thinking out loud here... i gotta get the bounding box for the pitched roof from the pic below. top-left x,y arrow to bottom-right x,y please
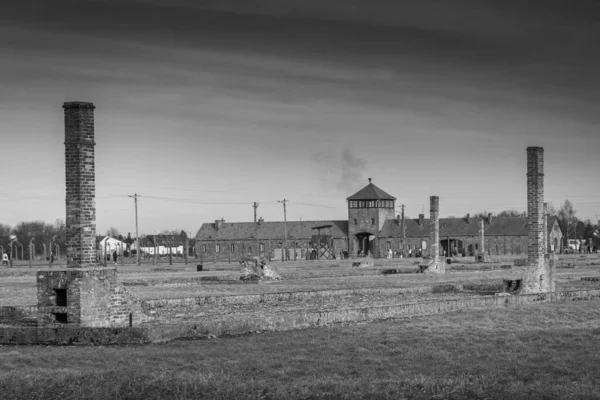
379,216 -> 558,238
346,180 -> 396,201
196,220 -> 349,241
142,234 -> 188,247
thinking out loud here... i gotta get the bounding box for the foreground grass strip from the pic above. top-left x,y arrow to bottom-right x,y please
1,301 -> 600,399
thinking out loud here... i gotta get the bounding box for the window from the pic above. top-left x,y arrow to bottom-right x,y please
215,244 -> 220,253
202,244 -> 206,253
259,243 -> 264,252
54,289 -> 67,307
248,246 -> 252,253
354,218 -> 358,224
230,243 -> 235,252
371,218 -> 375,225
386,242 -> 391,250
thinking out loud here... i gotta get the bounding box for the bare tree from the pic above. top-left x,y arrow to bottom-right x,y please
558,199 -> 578,239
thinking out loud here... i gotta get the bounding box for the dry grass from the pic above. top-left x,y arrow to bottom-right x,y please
2,300 -> 600,399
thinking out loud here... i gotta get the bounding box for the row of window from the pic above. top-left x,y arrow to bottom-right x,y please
353,218 -> 375,225
204,241 -> 338,253
348,200 -> 394,208
207,243 -> 266,253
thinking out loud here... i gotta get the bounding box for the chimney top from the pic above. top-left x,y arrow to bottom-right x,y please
418,213 -> 425,225
368,178 -> 372,183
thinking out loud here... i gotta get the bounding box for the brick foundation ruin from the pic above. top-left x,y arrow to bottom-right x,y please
504,147 -> 555,294
36,102 -> 142,327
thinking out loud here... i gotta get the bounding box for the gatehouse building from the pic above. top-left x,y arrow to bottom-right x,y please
195,179 -> 563,261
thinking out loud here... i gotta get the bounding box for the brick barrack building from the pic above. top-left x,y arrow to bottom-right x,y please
195,179 -> 563,261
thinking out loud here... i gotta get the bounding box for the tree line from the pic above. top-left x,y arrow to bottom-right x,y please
467,199 -> 599,243
0,221 -> 188,259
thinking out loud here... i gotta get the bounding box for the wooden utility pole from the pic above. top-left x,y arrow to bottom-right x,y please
278,198 -> 288,261
128,193 -> 141,266
253,202 -> 259,223
401,204 -> 406,257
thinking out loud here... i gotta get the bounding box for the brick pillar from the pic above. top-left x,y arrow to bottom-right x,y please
527,147 -> 544,265
543,202 -> 548,253
420,195 -> 444,273
64,102 -> 97,268
479,219 -> 485,255
520,146 -> 555,294
430,196 -> 439,262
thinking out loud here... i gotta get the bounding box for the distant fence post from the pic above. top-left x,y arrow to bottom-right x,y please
153,234 -> 157,266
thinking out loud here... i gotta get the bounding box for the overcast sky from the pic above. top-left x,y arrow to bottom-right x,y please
1,0 -> 599,235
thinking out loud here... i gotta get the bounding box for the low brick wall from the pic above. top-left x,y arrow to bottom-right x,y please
2,289 -> 600,345
0,327 -> 149,345
140,285 -> 464,318
143,289 -> 600,342
0,306 -> 37,326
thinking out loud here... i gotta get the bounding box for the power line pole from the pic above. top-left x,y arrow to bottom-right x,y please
128,193 -> 141,266
278,198 -> 288,261
401,204 -> 406,257
253,202 -> 259,223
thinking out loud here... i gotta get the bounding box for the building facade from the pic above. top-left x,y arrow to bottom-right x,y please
195,180 -> 563,261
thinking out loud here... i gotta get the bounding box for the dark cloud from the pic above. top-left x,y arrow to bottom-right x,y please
312,148 -> 368,193
2,0 -> 599,122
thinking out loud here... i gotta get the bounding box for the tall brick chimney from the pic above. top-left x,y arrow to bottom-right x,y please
430,196 -> 439,264
527,147 -> 545,266
37,102 -> 143,328
419,196 -> 444,273
64,102 -> 97,268
503,146 -> 555,294
543,202 -> 548,253
521,146 -> 555,293
479,219 -> 485,255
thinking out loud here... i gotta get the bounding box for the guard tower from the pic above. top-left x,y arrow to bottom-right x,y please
310,225 -> 335,260
347,178 -> 395,258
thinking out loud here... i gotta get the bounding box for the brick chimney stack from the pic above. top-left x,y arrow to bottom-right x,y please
543,202 -> 548,253
430,196 -> 439,265
527,147 -> 545,266
63,102 -> 97,268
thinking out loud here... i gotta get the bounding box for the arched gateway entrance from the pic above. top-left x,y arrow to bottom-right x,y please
355,233 -> 375,256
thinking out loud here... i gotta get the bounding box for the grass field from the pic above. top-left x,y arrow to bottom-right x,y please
1,300 -> 600,399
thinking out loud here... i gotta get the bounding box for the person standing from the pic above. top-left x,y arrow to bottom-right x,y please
112,249 -> 118,264
2,252 -> 8,266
